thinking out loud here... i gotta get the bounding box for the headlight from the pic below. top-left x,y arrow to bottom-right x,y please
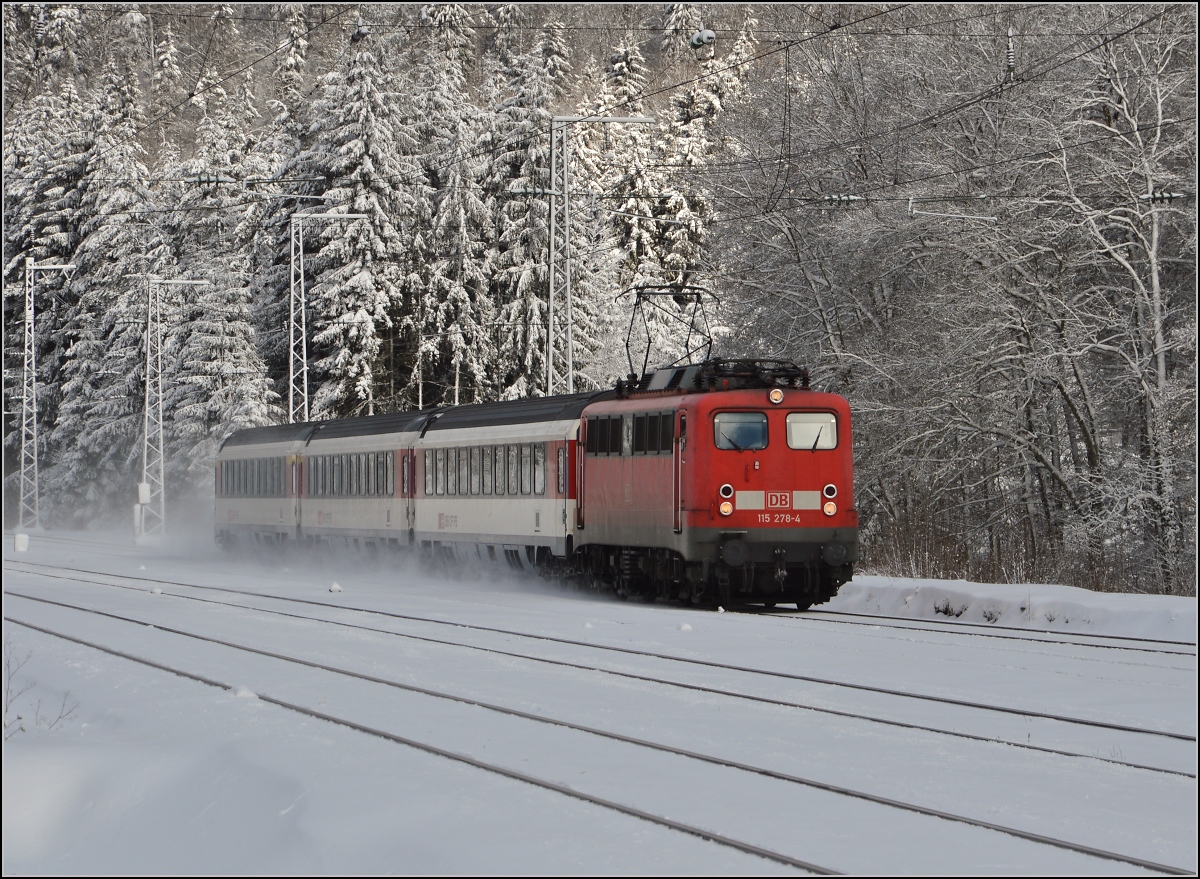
823,501 -> 837,516
719,483 -> 734,499
823,484 -> 837,499
719,501 -> 734,516
768,388 -> 784,404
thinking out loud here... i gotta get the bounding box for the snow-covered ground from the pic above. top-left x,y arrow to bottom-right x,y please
3,529 -> 1196,874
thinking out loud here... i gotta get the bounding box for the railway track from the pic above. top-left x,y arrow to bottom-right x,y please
6,560 -> 1195,780
5,596 -> 1194,876
772,606 -> 1197,656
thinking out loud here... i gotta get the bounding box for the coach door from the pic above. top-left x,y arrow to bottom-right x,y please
575,419 -> 586,528
673,413 -> 686,533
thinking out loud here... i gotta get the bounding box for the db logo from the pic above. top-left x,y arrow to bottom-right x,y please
767,492 -> 791,509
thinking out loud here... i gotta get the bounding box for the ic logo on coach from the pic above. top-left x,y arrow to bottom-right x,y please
767,492 -> 791,509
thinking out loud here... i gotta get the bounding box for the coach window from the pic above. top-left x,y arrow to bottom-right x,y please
434,448 -> 445,495
458,447 -> 469,496
492,447 -> 504,495
786,412 -> 838,450
714,412 -> 768,451
468,446 -> 480,494
634,414 -> 647,454
320,456 -> 328,497
534,443 -> 546,495
520,444 -> 532,494
447,448 -> 457,495
396,453 -> 404,496
423,450 -> 433,496
503,445 -> 515,495
556,446 -> 566,494
593,417 -> 606,455
481,446 -> 493,494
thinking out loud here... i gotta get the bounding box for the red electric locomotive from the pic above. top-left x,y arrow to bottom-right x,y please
575,359 -> 857,609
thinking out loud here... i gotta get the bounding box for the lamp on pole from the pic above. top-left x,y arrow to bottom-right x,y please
17,258 -> 74,531
548,115 -> 654,395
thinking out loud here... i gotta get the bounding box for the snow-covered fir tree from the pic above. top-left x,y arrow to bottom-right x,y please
45,59 -> 161,525
486,22 -> 572,399
303,31 -> 412,418
407,4 -> 495,407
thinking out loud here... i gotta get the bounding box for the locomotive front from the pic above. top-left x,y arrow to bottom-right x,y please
578,359 -> 857,609
683,368 -> 857,609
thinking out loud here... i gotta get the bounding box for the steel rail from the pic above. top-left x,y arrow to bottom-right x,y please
5,604 -> 1194,875
7,561 -> 1193,744
6,581 -> 1194,780
4,614 -> 838,876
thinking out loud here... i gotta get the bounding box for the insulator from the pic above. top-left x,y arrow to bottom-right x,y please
689,28 -> 715,49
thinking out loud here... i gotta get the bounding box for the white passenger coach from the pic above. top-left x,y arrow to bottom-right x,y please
215,393 -> 608,571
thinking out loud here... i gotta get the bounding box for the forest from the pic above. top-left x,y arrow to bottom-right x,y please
3,4 -> 1195,594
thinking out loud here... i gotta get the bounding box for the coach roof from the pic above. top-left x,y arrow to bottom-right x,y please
423,390 -> 614,433
219,392 -> 618,450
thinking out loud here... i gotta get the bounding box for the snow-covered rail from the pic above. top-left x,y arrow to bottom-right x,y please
5,597 -> 1194,876
781,607 -> 1197,655
6,562 -> 1196,783
2,613 -> 835,875
6,561 -> 1193,743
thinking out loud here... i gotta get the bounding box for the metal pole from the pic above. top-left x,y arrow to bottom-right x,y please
20,260 -> 39,530
287,213 -> 366,422
562,127 -> 574,394
139,278 -> 207,543
299,220 -> 308,422
547,122 -> 560,396
547,116 -> 653,397
19,259 -> 74,531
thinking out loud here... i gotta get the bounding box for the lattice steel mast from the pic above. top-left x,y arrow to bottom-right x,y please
18,258 -> 73,530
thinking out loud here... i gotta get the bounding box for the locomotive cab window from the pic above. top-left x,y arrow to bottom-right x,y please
786,412 -> 838,450
714,412 -> 768,451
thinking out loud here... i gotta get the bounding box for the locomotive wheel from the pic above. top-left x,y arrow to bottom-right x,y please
794,601 -> 812,612
763,601 -> 776,608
